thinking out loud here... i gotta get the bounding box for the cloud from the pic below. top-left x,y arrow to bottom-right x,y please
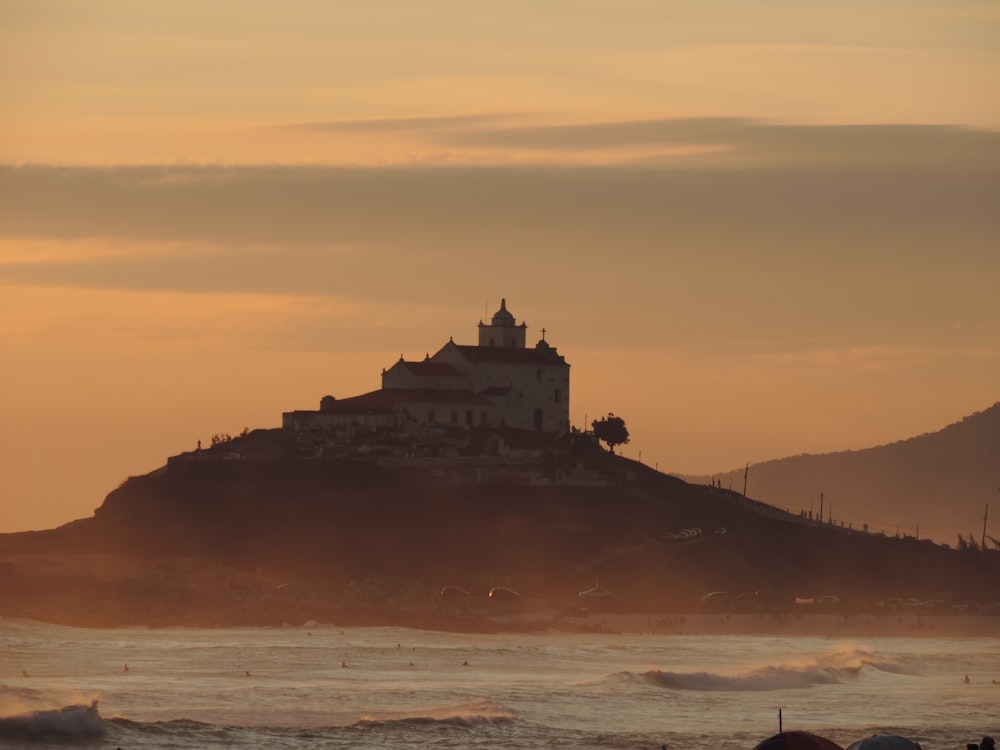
274,112 -> 531,133
1,146 -> 997,353
431,117 -> 1000,167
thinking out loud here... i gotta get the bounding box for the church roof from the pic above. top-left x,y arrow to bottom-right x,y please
490,298 -> 516,326
322,388 -> 492,413
399,361 -> 466,377
449,343 -> 568,366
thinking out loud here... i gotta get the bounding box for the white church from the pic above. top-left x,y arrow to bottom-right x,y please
283,299 -> 570,437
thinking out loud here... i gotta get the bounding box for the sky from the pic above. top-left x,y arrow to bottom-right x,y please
1,0 -> 998,533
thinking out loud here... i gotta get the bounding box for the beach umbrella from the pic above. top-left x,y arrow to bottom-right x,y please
754,731 -> 845,750
846,736 -> 922,750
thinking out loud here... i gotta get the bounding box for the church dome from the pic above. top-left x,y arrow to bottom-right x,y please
491,298 -> 516,326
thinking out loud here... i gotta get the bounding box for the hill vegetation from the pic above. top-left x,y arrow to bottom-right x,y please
1,426 -> 997,630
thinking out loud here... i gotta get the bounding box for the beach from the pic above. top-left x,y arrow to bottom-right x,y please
511,611 -> 1000,640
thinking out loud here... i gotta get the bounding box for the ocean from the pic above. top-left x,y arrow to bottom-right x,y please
1,618 -> 996,749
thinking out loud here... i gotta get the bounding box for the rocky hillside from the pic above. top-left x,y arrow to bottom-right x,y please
1,434 -> 997,628
688,403 -> 1000,545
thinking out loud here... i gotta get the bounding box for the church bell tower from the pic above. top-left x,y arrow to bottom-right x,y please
477,298 -> 527,348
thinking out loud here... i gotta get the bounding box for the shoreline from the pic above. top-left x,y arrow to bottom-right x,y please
513,611 -> 1000,639
2,609 -> 997,639
2,550 -> 997,636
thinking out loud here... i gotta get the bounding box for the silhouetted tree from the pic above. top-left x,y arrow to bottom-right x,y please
592,413 -> 629,454
956,533 -> 980,553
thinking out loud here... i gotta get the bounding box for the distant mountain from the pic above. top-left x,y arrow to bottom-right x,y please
686,403 -> 1000,545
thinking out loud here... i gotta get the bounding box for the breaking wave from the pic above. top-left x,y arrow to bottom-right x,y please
353,698 -> 520,727
644,665 -> 843,691
642,645 -> 912,691
0,700 -> 106,738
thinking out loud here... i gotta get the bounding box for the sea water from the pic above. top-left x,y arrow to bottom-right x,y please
0,618 -> 997,749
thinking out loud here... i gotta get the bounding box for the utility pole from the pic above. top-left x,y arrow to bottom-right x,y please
819,493 -> 824,525
742,463 -> 749,499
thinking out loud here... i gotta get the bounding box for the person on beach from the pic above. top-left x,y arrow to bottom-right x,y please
981,737 -> 994,750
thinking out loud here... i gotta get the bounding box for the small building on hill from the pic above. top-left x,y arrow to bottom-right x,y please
283,299 -> 570,437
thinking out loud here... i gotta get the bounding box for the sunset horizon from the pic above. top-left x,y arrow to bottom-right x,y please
2,1 -> 998,533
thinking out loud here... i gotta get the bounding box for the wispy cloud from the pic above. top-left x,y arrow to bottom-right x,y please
274,112 -> 532,133
1,154 -> 997,353
432,117 -> 1000,167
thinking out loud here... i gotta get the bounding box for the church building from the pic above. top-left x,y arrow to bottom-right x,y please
283,299 -> 570,435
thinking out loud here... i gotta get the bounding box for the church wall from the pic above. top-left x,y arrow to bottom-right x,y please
428,355 -> 568,433
396,399 -> 496,430
488,362 -> 569,433
381,362 -> 409,389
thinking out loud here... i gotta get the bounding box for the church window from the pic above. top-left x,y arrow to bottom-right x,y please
554,388 -> 562,404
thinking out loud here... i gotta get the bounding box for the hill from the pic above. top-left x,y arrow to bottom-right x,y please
1,430 -> 997,630
686,403 -> 1000,545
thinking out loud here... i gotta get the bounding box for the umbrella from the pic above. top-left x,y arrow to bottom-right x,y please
847,736 -> 922,750
754,731 -> 845,750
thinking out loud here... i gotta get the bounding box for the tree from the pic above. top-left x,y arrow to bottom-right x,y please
956,533 -> 980,553
592,413 -> 629,454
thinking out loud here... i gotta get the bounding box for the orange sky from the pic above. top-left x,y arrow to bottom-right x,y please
1,1 -> 998,532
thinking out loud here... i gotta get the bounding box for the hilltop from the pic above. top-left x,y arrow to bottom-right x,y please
688,402 -> 1000,545
1,427 -> 997,630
